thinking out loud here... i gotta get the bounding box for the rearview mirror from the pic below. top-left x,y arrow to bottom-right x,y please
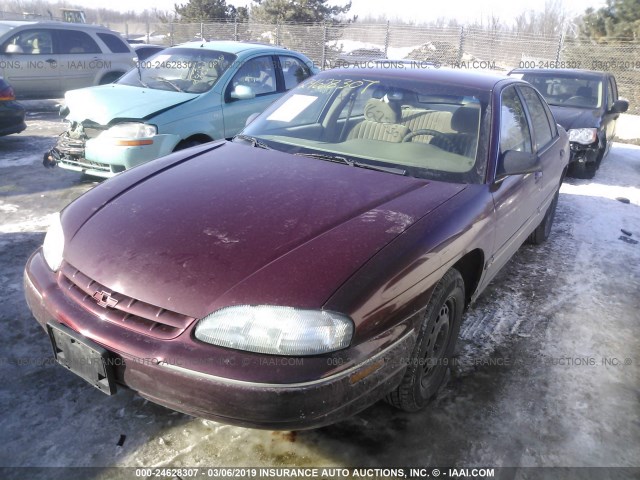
231,85 -> 255,100
611,98 -> 629,114
495,150 -> 540,181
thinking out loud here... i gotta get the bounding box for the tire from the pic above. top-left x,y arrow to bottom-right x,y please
570,161 -> 597,179
595,144 -> 606,170
173,139 -> 202,151
99,72 -> 124,85
386,268 -> 464,412
527,189 -> 559,245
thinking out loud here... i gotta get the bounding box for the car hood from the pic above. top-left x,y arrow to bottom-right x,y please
62,142 -> 465,319
64,84 -> 198,125
549,105 -> 603,130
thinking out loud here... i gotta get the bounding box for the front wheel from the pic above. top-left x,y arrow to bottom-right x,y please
99,72 -> 124,85
386,268 -> 464,412
595,144 -> 607,170
173,139 -> 203,151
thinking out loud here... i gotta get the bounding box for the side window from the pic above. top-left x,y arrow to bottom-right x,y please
607,78 -> 616,109
96,33 -> 130,53
278,55 -> 312,90
537,92 -> 558,137
2,29 -> 53,55
57,30 -> 101,54
519,86 -> 554,151
228,56 -> 277,100
500,87 -> 532,154
610,77 -> 618,99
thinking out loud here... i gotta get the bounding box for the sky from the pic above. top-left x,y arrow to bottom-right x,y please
43,0 -> 606,24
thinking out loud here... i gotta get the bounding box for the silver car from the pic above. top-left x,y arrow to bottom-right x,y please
0,21 -> 136,99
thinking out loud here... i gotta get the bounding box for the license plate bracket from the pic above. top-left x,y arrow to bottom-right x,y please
47,322 -> 116,395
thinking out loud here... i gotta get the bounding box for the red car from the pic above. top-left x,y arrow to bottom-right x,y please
24,68 -> 569,429
0,77 -> 26,136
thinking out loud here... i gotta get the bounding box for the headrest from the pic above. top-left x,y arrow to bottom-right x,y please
364,98 -> 399,124
452,106 -> 480,134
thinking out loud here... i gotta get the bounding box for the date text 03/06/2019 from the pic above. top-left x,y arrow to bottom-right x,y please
133,467 -> 496,478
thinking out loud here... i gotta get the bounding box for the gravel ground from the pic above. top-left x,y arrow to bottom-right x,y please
0,111 -> 639,479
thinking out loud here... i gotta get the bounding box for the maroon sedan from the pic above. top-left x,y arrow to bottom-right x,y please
24,68 -> 569,429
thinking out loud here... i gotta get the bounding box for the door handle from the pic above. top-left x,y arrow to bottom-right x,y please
45,58 -> 56,64
534,171 -> 543,182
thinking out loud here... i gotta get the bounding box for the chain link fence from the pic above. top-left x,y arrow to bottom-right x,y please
120,20 -> 640,114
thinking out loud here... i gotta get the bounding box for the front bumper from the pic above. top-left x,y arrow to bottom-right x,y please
53,132 -> 180,177
569,141 -> 600,165
24,250 -> 415,430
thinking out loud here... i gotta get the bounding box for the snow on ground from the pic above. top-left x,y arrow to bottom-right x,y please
331,38 -> 419,59
0,112 -> 639,475
0,210 -> 56,233
614,114 -> 640,143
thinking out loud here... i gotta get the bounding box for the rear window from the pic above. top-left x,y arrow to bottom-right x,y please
96,32 -> 130,53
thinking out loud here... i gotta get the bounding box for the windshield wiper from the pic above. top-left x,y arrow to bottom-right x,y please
295,152 -> 406,175
234,134 -> 272,150
353,161 -> 406,176
138,77 -> 149,88
294,152 -> 354,166
152,76 -> 183,92
136,63 -> 149,88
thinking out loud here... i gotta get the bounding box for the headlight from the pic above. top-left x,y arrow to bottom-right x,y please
568,128 -> 597,145
194,305 -> 354,356
42,212 -> 64,271
99,122 -> 157,146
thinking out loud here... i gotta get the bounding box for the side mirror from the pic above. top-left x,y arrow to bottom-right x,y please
611,98 -> 629,114
495,150 -> 540,181
245,112 -> 260,126
230,85 -> 255,100
5,44 -> 24,54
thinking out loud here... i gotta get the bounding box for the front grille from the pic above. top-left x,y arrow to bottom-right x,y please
58,262 -> 195,340
58,156 -> 111,172
56,134 -> 85,156
56,122 -> 107,156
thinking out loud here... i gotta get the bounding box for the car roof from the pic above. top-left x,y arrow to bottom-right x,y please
0,20 -> 118,32
175,40 -> 291,55
0,21 -> 31,27
509,68 -> 607,78
327,66 -> 510,89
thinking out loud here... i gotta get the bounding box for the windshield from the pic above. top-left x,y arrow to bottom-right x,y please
118,47 -> 236,94
518,73 -> 603,109
241,72 -> 489,183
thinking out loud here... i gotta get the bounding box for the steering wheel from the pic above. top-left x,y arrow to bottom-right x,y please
564,96 -> 593,107
403,129 -> 458,153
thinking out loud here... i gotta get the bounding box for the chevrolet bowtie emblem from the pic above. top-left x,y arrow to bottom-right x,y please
92,290 -> 118,308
